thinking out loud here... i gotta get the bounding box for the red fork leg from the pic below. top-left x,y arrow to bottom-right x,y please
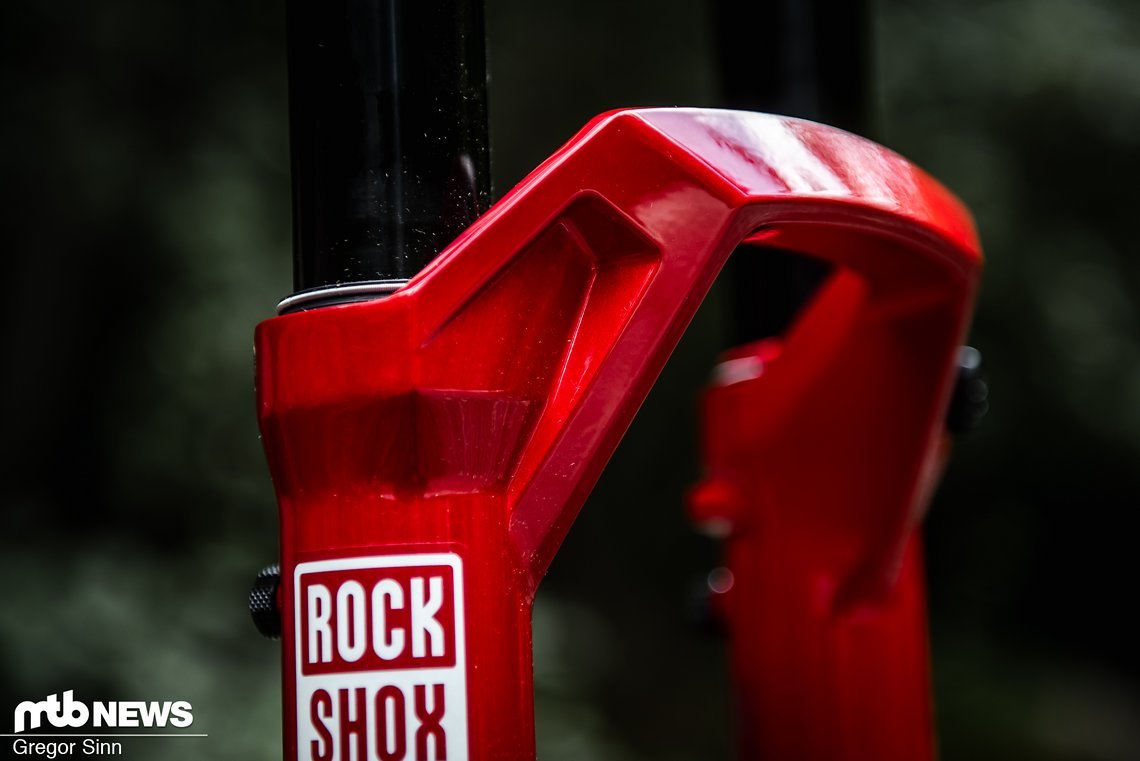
692,235 -> 971,759
256,108 -> 981,760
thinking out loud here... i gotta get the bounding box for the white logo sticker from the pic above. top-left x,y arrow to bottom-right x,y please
294,554 -> 467,761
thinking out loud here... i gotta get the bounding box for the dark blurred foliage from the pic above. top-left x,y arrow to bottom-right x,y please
1,1 -> 1138,759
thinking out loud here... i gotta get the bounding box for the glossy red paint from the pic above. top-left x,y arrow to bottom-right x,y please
256,108 -> 981,760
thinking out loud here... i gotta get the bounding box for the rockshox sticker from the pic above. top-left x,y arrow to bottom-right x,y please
294,553 -> 467,761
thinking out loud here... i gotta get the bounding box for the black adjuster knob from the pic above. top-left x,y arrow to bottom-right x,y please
947,346 -> 988,435
249,564 -> 282,640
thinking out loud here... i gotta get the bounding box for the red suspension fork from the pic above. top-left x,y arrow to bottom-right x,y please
256,108 -> 981,760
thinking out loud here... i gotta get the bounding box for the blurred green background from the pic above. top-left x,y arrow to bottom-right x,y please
2,1 -> 1139,759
